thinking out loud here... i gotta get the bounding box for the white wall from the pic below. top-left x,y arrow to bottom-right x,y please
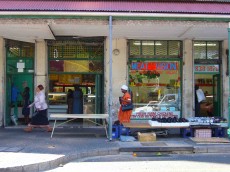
105,38 -> 128,120
0,37 -> 5,126
183,39 -> 193,118
35,40 -> 48,92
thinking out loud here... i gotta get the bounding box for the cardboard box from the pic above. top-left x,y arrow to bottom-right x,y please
138,132 -> 156,142
194,129 -> 211,138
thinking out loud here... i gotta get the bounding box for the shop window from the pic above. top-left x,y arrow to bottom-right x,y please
129,40 -> 141,55
193,41 -> 220,60
49,60 -> 103,73
129,40 -> 182,57
169,41 -> 181,56
155,41 -> 167,55
142,41 -> 154,55
6,40 -> 34,58
129,60 -> 181,120
48,40 -> 103,59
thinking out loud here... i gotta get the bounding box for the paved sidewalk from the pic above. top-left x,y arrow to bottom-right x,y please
0,127 -> 230,172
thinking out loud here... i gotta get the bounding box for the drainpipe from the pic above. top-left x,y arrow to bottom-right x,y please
108,16 -> 113,141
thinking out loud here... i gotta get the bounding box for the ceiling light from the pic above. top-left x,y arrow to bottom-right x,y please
194,43 -> 217,46
133,42 -> 162,46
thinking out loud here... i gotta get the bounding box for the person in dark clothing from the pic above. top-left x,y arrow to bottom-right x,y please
73,86 -> 83,122
195,85 -> 200,117
21,87 -> 30,124
73,86 -> 83,114
67,89 -> 73,114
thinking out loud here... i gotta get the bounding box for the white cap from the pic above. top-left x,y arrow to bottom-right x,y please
121,85 -> 128,90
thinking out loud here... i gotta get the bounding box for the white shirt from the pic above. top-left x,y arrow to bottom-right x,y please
30,91 -> 48,110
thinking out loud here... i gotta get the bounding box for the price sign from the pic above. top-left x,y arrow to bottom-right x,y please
194,65 -> 219,73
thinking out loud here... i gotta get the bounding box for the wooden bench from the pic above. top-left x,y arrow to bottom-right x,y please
50,114 -> 109,138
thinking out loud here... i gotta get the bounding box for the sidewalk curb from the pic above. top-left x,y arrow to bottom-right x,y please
0,148 -> 120,172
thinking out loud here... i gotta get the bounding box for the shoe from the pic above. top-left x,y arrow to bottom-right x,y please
24,127 -> 32,132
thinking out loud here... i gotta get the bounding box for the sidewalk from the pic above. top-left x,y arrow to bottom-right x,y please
0,127 -> 230,172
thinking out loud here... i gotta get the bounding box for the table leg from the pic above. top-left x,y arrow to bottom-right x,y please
103,119 -> 108,138
51,120 -> 57,138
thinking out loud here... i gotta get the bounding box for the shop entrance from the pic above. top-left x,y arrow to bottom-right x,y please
194,73 -> 221,117
48,39 -> 104,122
6,74 -> 34,126
5,40 -> 35,126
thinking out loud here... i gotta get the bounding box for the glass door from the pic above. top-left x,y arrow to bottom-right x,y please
213,74 -> 221,116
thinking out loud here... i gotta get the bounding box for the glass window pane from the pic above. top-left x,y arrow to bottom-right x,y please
49,60 -> 103,73
207,41 -> 219,59
48,41 -> 103,59
193,41 -> 206,59
155,41 -> 167,55
142,41 -> 154,55
129,40 -> 141,55
169,41 -> 181,56
129,60 -> 181,120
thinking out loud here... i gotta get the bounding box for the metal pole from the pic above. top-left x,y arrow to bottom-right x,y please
108,16 -> 113,141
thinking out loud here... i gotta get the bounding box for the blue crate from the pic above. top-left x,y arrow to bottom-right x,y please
212,127 -> 226,137
180,128 -> 193,138
119,125 -> 130,136
112,125 -> 120,139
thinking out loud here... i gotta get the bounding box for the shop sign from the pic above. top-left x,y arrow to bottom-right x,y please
131,111 -> 180,120
194,65 -> 219,73
131,62 -> 178,71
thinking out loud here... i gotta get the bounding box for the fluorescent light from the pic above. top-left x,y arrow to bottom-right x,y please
133,42 -> 162,46
194,43 -> 216,46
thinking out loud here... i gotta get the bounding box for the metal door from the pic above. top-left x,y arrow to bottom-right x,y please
95,74 -> 104,114
213,74 -> 221,116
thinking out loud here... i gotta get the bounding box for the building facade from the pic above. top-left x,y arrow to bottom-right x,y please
0,0 -> 230,129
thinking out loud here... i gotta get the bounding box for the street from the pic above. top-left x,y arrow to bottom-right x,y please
47,153 -> 230,172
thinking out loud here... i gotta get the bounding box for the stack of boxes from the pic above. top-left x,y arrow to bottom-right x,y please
194,129 -> 212,138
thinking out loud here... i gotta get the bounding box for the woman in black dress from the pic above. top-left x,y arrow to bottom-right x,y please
22,87 -> 30,124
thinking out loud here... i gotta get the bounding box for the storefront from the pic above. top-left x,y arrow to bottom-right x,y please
5,40 -> 34,126
47,38 -> 104,120
0,0 -> 229,133
127,40 -> 182,121
193,41 -> 222,117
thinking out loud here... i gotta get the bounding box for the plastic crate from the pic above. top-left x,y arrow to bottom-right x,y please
180,128 -> 193,138
212,127 -> 226,137
119,125 -> 130,136
112,125 -> 120,139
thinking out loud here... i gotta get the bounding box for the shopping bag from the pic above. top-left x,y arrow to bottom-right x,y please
196,89 -> 206,103
121,103 -> 133,111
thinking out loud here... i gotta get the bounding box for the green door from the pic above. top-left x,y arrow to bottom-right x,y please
213,74 -> 221,117
95,74 -> 104,114
5,74 -> 34,126
5,40 -> 35,126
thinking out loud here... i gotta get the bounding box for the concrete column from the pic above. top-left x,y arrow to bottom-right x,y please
35,40 -> 48,92
0,37 -> 5,126
105,38 -> 127,120
183,39 -> 193,118
222,40 -> 229,120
